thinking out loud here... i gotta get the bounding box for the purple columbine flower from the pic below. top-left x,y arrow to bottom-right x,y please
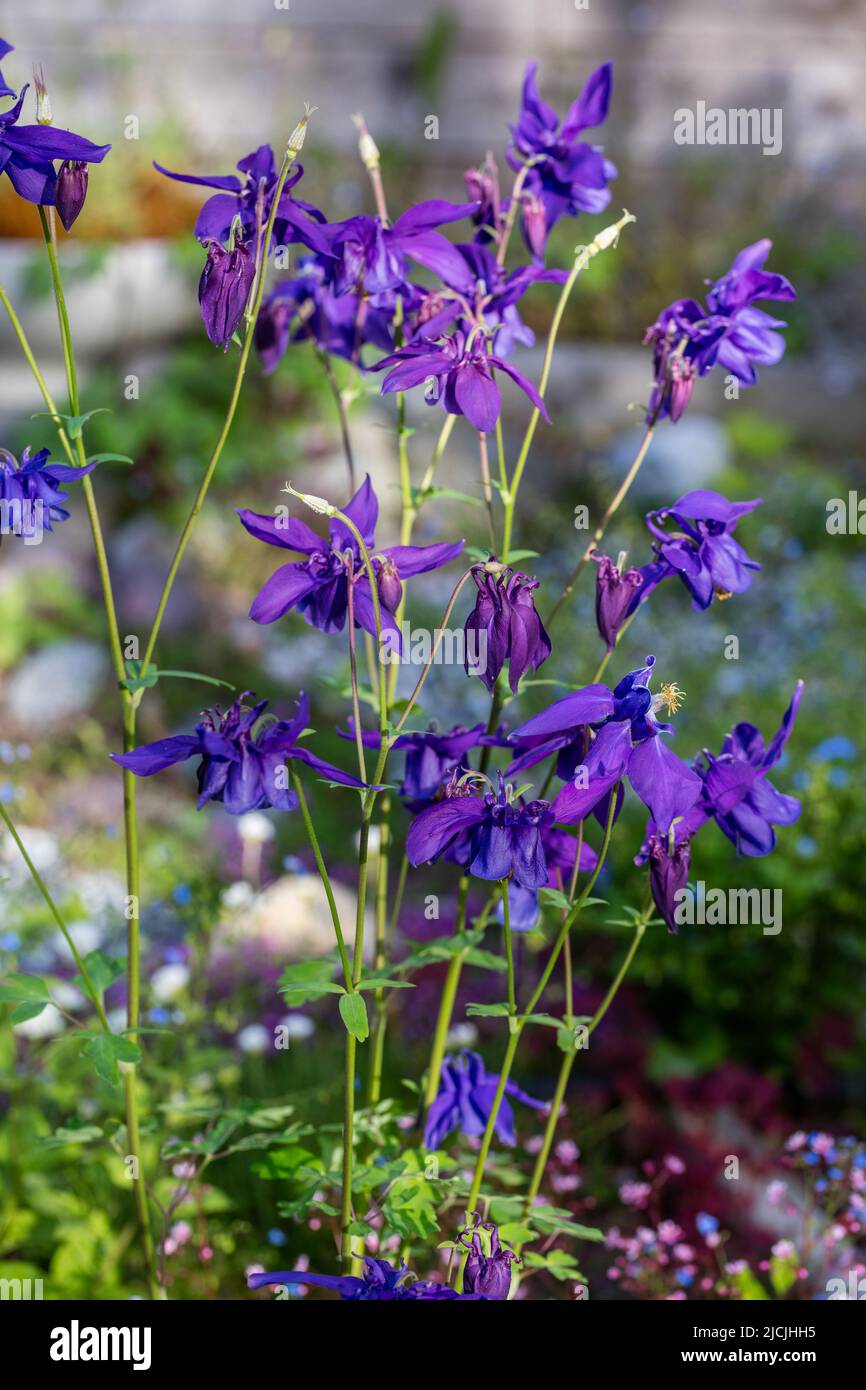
459,1213 -> 519,1300
501,825 -> 599,932
644,242 -> 795,424
635,808 -> 706,934
506,61 -> 616,255
0,80 -> 110,205
110,691 -> 368,815
464,561 -> 551,694
349,722 -> 498,810
373,328 -> 549,434
696,681 -> 804,856
645,490 -> 762,611
249,1257 -> 477,1301
0,446 -> 98,541
255,256 -> 395,373
425,1049 -> 546,1150
154,143 -> 331,255
464,152 -> 501,242
512,657 -> 702,836
198,237 -> 256,348
592,552 -> 669,650
324,199 -> 479,299
406,771 -> 554,888
236,474 -> 463,645
701,239 -> 796,385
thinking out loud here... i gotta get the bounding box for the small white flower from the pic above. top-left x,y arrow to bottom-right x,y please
236,1023 -> 269,1054
237,812 -> 276,845
151,963 -> 191,1002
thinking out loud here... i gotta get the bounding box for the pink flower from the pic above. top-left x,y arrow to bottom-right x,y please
663,1154 -> 686,1174
620,1181 -> 651,1208
766,1180 -> 787,1206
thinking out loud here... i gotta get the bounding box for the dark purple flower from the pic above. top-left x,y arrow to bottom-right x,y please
236,474 -> 463,646
592,551 -> 668,650
701,239 -> 796,385
513,656 -> 702,836
324,199 -> 479,299
459,1214 -> 519,1299
255,256 -> 394,372
249,1257 -> 475,1300
507,61 -> 616,255
0,81 -> 110,205
645,490 -> 762,611
154,143 -> 331,255
464,562 -> 551,694
0,38 -> 16,100
0,446 -> 98,541
464,153 -> 501,241
407,772 -> 554,888
501,825 -> 599,932
644,242 -> 795,423
635,813 -> 703,934
696,681 -> 804,856
338,720 -> 508,810
110,691 -> 368,815
198,238 -> 256,348
373,328 -> 549,434
54,159 -> 88,230
424,1049 -> 546,1150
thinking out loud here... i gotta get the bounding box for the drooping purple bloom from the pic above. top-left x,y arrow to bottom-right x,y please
459,1214 -> 519,1299
54,159 -> 88,230
501,825 -> 599,932
506,61 -> 616,255
154,144 -> 331,255
645,490 -> 762,611
110,691 -> 368,815
324,199 -> 479,299
464,562 -> 551,694
0,38 -> 16,100
701,239 -> 797,385
407,772 -> 554,888
0,446 -> 98,541
424,1049 -> 546,1150
373,328 -> 549,434
464,153 -> 501,242
249,1257 -> 476,1300
0,81 -> 110,205
255,256 -> 394,373
198,238 -> 256,348
644,242 -> 795,423
696,681 -> 804,856
592,551 -> 669,650
513,656 -> 702,836
635,810 -> 705,934
236,474 -> 463,645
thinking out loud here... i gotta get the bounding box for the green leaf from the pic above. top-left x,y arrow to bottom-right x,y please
465,1001 -> 510,1018
339,991 -> 369,1041
121,659 -> 159,694
539,888 -> 572,912
250,1145 -> 321,1180
86,453 -> 134,466
0,973 -> 50,1022
155,670 -> 235,689
32,406 -> 110,438
519,1012 -> 561,1029
278,960 -> 344,1006
356,977 -> 415,992
503,549 -> 539,562
74,950 -> 125,999
348,1219 -> 373,1237
81,1033 -> 141,1087
463,947 -> 506,972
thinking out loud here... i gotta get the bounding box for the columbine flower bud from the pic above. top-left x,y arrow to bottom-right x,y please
286,103 -> 316,159
522,190 -> 547,259
593,551 -> 644,650
198,238 -> 255,349
55,161 -> 88,231
376,556 -> 403,613
460,1215 -> 518,1301
284,484 -> 336,517
33,65 -> 52,124
351,113 -> 380,171
464,152 -> 499,234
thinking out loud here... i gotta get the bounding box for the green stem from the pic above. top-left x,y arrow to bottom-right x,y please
463,787 -> 620,1217
501,211 -> 636,563
37,207 -> 159,1299
501,878 -> 516,1016
0,802 -> 110,1032
546,425 -> 655,629
317,348 -> 356,490
366,804 -> 391,1105
291,771 -> 352,990
422,877 -> 470,1113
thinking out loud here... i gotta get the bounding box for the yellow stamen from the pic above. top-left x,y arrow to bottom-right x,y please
659,681 -> 686,716
714,588 -> 733,601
